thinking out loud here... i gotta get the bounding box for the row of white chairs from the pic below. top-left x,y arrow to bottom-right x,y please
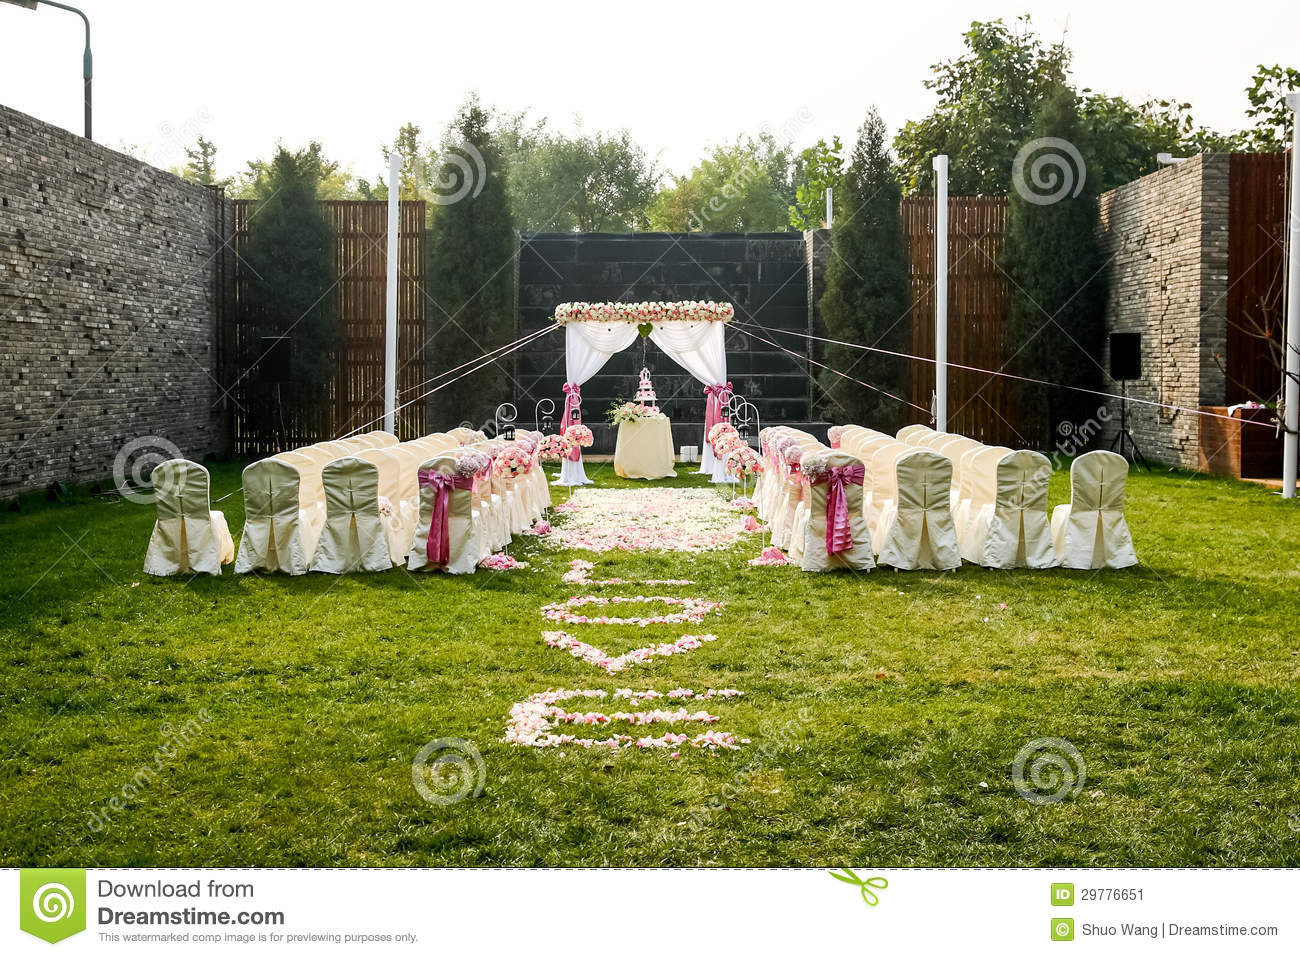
143,428 -> 552,576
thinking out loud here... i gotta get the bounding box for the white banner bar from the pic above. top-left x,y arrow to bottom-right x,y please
6,868 -> 1298,955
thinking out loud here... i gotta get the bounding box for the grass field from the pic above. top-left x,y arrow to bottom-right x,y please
2,460 -> 1299,866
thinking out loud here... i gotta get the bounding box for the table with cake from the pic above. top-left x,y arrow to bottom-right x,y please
611,368 -> 677,480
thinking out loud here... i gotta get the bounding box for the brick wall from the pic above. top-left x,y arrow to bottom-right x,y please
1095,156 -> 1228,468
0,104 -> 227,498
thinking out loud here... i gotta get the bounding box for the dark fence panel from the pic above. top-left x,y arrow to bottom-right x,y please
1227,152 -> 1288,405
227,199 -> 426,454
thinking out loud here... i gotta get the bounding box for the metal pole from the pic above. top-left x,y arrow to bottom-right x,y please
825,185 -> 833,229
1283,93 -> 1300,498
383,152 -> 401,435
8,1 -> 92,139
932,155 -> 949,431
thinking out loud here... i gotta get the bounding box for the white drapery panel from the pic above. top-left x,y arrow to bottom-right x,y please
563,321 -> 729,481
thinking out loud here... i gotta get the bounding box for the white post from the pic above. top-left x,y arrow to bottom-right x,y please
1283,93 -> 1300,498
383,152 -> 401,435
825,186 -> 833,229
932,155 -> 949,432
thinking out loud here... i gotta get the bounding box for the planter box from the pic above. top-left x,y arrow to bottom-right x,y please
1198,406 -> 1282,479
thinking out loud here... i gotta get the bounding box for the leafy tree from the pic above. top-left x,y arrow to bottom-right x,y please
425,96 -> 516,430
816,110 -> 912,429
236,147 -> 338,437
181,136 -> 231,189
894,17 -> 1070,195
233,141 -> 357,199
1000,87 -> 1107,446
1240,64 -> 1300,151
789,136 -> 844,231
646,133 -> 796,231
506,127 -> 658,231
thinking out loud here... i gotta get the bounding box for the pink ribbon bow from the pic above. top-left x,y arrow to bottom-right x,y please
561,383 -> 582,462
703,381 -> 733,437
812,463 -> 865,555
419,468 -> 475,566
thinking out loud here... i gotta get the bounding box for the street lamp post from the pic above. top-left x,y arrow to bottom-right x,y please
1,0 -> 93,140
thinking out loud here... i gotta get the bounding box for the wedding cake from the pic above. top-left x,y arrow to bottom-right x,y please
634,367 -> 659,411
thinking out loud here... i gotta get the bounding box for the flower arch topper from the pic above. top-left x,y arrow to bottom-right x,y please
553,301 -> 734,325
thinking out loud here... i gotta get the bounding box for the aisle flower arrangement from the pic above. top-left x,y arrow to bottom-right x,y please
607,401 -> 664,424
492,445 -> 532,478
564,424 -> 594,448
542,630 -> 719,673
553,301 -> 734,325
827,425 -> 845,448
503,687 -> 745,750
480,553 -> 528,571
712,432 -> 745,458
542,488 -> 752,552
724,445 -> 764,478
454,449 -> 490,478
537,433 -> 574,461
540,594 -> 724,627
748,545 -> 789,567
707,422 -> 738,445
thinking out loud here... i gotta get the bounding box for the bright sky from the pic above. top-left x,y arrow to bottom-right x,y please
1,0 -> 1296,182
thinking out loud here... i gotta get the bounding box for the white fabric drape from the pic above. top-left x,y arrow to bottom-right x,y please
562,320 -> 728,479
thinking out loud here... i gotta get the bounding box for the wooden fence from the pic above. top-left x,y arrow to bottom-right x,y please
902,196 -> 1020,445
227,200 -> 427,454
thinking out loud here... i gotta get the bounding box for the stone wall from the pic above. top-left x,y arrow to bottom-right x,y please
516,232 -> 824,452
1095,156 -> 1228,468
0,104 -> 227,498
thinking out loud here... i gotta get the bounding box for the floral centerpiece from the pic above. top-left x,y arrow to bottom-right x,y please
607,401 -> 663,425
492,445 -> 532,478
724,445 -> 764,478
712,432 -> 745,458
553,301 -> 734,325
707,422 -> 738,445
565,424 -> 594,448
538,433 -> 573,461
454,449 -> 490,478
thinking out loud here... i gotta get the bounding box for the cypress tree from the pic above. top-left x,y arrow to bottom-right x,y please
237,146 -> 338,442
426,97 -> 516,431
817,108 -> 912,429
1000,86 -> 1107,446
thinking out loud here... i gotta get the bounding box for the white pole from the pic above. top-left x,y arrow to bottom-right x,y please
383,152 -> 401,435
1283,93 -> 1300,498
825,186 -> 833,229
932,155 -> 949,431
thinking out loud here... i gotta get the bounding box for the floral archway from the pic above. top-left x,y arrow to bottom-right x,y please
554,301 -> 734,485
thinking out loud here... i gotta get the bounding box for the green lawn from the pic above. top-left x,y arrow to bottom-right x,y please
2,460 -> 1298,866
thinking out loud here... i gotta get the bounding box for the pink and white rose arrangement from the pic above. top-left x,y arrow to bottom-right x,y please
564,423 -> 594,448
553,301 -> 734,325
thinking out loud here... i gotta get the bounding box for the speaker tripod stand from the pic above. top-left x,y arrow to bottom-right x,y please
1110,379 -> 1151,470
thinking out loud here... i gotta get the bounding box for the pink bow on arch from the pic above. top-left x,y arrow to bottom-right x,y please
703,381 -> 733,434
561,382 -> 583,462
810,463 -> 865,555
419,468 -> 475,566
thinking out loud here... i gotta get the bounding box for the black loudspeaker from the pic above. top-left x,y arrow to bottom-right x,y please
1109,333 -> 1141,381
260,336 -> 292,382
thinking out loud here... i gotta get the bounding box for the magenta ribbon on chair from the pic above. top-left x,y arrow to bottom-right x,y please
703,381 -> 733,435
812,463 -> 865,555
419,468 -> 475,566
561,382 -> 582,462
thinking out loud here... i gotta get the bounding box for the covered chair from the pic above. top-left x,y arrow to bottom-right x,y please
873,449 -> 960,571
962,450 -> 1056,568
310,457 -> 396,573
407,454 -> 482,574
234,458 -> 323,575
1051,450 -> 1138,569
799,451 -> 874,572
143,459 -> 234,576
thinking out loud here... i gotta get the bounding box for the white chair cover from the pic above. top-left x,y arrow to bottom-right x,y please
310,457 -> 396,573
874,449 -> 961,571
799,451 -> 874,572
963,450 -> 1056,568
235,458 -> 322,575
407,455 -> 482,574
143,459 -> 234,576
1051,450 -> 1139,569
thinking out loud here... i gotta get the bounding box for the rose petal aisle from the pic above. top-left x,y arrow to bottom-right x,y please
542,488 -> 751,553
